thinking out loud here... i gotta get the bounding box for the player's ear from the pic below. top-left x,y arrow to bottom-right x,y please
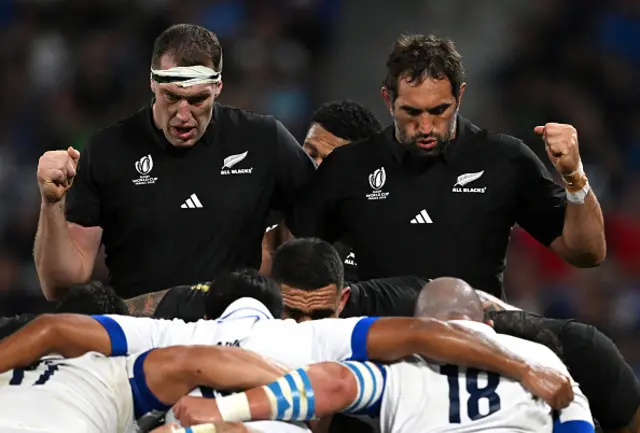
381,87 -> 393,113
456,82 -> 467,107
337,286 -> 351,317
484,319 -> 495,328
213,81 -> 223,98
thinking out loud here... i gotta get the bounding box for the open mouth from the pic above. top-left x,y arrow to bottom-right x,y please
172,126 -> 195,140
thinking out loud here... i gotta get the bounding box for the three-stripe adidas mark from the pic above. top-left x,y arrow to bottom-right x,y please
410,209 -> 433,224
181,194 -> 203,209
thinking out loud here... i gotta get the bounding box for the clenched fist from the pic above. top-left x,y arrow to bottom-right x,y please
37,146 -> 80,203
533,123 -> 582,178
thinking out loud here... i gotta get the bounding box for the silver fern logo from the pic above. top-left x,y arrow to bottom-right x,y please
366,167 -> 390,200
369,167 -> 386,190
132,154 -> 158,186
222,151 -> 248,169
452,170 -> 487,194
135,154 -> 153,175
221,151 -> 253,176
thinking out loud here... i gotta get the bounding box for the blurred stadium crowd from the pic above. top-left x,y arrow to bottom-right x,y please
0,0 -> 638,372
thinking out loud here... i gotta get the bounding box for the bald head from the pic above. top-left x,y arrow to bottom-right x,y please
414,277 -> 484,322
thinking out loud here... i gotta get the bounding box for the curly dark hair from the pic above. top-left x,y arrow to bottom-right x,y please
311,100 -> 382,142
383,34 -> 465,102
151,24 -> 223,72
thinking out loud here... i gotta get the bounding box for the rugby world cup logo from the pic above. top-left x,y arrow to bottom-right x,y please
135,154 -> 153,175
369,167 -> 386,191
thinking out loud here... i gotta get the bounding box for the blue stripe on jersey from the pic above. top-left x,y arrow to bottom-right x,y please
553,420 -> 595,433
91,315 -> 128,356
284,373 -> 302,420
296,368 -> 316,419
365,362 -> 387,417
128,350 -> 172,419
348,317 -> 380,361
266,380 -> 291,419
341,361 -> 387,417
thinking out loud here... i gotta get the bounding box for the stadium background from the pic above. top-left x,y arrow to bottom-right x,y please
0,0 -> 638,373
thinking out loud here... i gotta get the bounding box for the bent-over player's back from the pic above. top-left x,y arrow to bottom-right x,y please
380,321 -> 591,433
0,352 -> 134,433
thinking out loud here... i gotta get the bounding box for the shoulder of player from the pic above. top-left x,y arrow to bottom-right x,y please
216,104 -> 283,136
319,132 -> 385,171
82,107 -> 150,156
498,332 -> 567,369
351,275 -> 428,292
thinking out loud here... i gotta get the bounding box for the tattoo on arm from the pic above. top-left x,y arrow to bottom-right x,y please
125,289 -> 170,317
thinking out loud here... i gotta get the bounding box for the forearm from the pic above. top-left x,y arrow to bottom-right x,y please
560,192 -> 606,266
0,314 -> 111,372
366,318 -> 529,380
125,289 -> 170,316
34,200 -> 88,298
187,346 -> 285,392
173,362 -> 357,426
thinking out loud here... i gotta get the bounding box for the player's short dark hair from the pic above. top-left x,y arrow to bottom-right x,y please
487,311 -> 564,359
151,24 -> 223,72
272,238 -> 344,291
311,100 -> 382,142
383,34 -> 465,102
205,269 -> 283,319
54,281 -> 129,316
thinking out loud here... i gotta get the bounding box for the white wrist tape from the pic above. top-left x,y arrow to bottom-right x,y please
216,392 -> 252,422
566,180 -> 591,204
562,160 -> 585,185
171,423 -> 217,433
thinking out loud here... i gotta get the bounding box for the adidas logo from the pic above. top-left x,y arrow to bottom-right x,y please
410,209 -> 433,224
181,194 -> 203,209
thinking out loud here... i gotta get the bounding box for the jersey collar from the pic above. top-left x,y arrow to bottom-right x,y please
216,297 -> 275,321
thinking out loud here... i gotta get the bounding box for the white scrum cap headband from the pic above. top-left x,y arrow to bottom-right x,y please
150,65 -> 221,88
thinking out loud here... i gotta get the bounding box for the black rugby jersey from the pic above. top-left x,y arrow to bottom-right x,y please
291,116 -> 566,298
66,103 -> 315,297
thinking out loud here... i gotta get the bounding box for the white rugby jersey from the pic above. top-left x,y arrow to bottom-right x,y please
377,321 -> 593,433
93,297 -> 376,369
0,352 -> 135,433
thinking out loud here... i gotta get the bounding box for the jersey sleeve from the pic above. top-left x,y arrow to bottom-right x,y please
533,345 -> 595,433
271,119 -> 317,219
91,315 -> 194,355
513,140 -> 567,247
287,148 -> 347,242
553,385 -> 595,433
65,138 -> 102,227
300,316 -> 380,362
152,283 -> 209,322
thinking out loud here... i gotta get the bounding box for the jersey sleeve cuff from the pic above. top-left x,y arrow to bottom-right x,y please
349,317 -> 380,361
91,315 -> 128,356
553,420 -> 595,433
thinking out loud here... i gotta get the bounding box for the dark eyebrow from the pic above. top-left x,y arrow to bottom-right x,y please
400,103 -> 452,114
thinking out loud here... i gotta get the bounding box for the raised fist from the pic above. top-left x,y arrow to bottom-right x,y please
37,146 -> 80,203
533,123 -> 581,177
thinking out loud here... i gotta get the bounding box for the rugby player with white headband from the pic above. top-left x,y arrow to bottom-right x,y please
34,23 -> 316,302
